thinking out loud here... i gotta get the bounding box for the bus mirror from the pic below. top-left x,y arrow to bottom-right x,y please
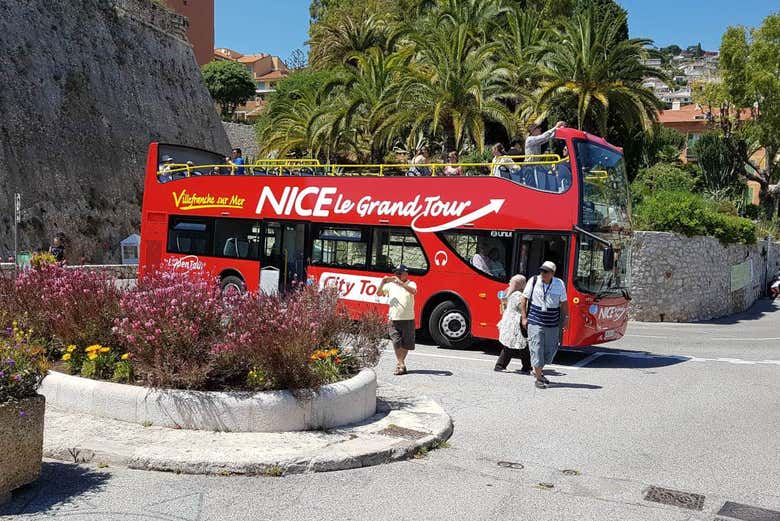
603,246 -> 615,271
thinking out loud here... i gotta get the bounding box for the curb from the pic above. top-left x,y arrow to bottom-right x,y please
43,383 -> 453,476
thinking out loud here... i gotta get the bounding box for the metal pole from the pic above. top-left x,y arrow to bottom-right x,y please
14,193 -> 20,270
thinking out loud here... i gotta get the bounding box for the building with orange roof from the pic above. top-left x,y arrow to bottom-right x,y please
213,48 -> 290,121
165,0 -> 214,66
657,103 -> 762,204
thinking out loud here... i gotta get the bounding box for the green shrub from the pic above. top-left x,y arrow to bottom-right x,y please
631,163 -> 698,203
634,190 -> 756,244
744,204 -> 762,220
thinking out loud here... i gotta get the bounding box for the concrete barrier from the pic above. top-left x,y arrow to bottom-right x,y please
40,369 -> 377,433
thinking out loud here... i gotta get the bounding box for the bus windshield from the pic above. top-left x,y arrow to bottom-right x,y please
574,140 -> 632,296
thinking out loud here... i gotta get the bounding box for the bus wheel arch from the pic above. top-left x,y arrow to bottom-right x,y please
219,270 -> 246,294
422,292 -> 473,349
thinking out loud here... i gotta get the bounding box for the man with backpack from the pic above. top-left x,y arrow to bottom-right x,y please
521,261 -> 569,389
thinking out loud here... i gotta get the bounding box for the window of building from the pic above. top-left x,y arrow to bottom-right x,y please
370,228 -> 427,273
213,219 -> 261,260
167,217 -> 211,256
311,225 -> 368,268
438,230 -> 513,282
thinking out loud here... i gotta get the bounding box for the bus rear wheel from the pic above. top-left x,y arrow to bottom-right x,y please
221,275 -> 245,294
428,300 -> 472,348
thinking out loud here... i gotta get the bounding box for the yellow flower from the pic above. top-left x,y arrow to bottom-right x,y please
88,353 -> 98,360
85,344 -> 101,353
328,349 -> 339,357
100,347 -> 110,353
62,353 -> 71,361
66,345 -> 77,353
121,353 -> 130,360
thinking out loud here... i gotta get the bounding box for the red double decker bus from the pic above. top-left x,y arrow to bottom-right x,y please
139,128 -> 632,348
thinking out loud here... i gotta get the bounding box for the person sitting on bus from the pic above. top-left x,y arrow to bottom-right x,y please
185,160 -> 204,177
551,145 -> 572,192
491,143 -> 514,177
157,155 -> 175,183
472,243 -> 492,274
442,151 -> 463,176
408,146 -> 431,176
488,247 -> 506,279
506,140 -> 523,157
227,148 -> 245,175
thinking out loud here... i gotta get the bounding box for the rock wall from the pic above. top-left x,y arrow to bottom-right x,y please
222,122 -> 260,161
630,231 -> 780,322
0,0 -> 229,263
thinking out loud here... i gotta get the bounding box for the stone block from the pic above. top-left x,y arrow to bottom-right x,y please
0,396 -> 45,500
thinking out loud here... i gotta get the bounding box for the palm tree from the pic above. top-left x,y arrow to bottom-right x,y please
399,11 -> 516,153
536,7 -> 665,135
321,48 -> 412,162
308,12 -> 399,70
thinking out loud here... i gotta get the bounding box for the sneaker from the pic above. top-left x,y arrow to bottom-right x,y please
519,367 -> 532,375
494,366 -> 505,372
534,379 -> 547,389
540,375 -> 550,384
393,365 -> 407,376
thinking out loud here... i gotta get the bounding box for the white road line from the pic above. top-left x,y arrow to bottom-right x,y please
624,334 -> 780,341
572,352 -> 604,368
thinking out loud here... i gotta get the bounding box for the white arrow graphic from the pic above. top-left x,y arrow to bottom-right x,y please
411,199 -> 505,233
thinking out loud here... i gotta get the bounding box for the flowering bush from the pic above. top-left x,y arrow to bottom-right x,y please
113,264 -> 225,389
14,264 -> 121,350
0,324 -> 49,403
30,252 -> 57,269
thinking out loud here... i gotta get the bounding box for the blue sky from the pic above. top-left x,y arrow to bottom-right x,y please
215,1 -> 776,61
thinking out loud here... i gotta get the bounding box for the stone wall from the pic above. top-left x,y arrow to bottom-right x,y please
222,122 -> 260,160
630,231 -> 780,322
0,0 -> 230,263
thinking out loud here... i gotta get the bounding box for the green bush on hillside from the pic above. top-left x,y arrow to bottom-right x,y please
631,163 -> 698,203
634,190 -> 756,244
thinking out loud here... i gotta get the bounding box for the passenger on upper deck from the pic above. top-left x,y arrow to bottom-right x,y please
227,148 -> 245,175
506,140 -> 523,157
442,151 -> 462,176
490,143 -> 514,177
408,146 -> 431,176
525,121 -> 565,158
158,155 -> 175,182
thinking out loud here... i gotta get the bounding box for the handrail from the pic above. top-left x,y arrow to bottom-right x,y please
156,155 -> 570,178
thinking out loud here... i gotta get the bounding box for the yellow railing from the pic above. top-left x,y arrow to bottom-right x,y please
156,154 -> 567,178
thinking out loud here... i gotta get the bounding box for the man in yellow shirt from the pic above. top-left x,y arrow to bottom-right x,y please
377,264 -> 418,375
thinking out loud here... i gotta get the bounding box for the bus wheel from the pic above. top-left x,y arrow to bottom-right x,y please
428,300 -> 472,348
221,275 -> 245,294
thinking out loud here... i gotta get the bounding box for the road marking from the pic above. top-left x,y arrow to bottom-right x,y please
625,334 -> 780,341
572,352 -> 604,368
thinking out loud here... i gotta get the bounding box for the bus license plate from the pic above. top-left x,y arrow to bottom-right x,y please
603,330 -> 617,340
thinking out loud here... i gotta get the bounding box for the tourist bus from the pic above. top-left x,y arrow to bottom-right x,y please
139,128 -> 632,348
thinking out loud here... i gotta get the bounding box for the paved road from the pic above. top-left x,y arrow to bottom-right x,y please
3,299 -> 779,521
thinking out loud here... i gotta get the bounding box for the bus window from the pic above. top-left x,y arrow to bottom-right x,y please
311,225 -> 368,268
167,218 -> 211,255
370,228 -> 427,273
213,219 -> 261,260
438,230 -> 512,282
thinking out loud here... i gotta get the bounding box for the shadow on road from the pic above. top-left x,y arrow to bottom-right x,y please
0,462 -> 110,516
405,369 -> 454,376
548,382 -> 602,389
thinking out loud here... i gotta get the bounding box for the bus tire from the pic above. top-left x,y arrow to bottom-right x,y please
220,275 -> 245,294
428,300 -> 472,348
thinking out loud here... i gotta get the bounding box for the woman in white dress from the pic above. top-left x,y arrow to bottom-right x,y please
495,274 -> 532,373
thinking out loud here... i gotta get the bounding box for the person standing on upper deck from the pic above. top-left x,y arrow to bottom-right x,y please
228,148 -> 245,175
525,121 -> 565,158
521,261 -> 569,389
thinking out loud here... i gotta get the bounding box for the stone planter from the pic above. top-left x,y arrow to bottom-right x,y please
0,395 -> 45,505
40,369 -> 376,433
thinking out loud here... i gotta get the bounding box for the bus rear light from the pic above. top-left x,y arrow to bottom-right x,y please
479,322 -> 488,327
478,293 -> 487,298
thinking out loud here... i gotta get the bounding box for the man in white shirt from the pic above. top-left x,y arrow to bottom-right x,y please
378,265 -> 418,375
524,121 -> 565,157
471,243 -> 492,274
520,261 -> 569,389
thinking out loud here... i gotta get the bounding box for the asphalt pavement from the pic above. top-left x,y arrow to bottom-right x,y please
2,298 -> 779,521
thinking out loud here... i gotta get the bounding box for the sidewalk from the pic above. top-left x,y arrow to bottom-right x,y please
42,383 -> 452,476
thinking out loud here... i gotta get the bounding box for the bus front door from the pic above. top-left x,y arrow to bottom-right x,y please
262,221 -> 307,291
516,232 -> 570,281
